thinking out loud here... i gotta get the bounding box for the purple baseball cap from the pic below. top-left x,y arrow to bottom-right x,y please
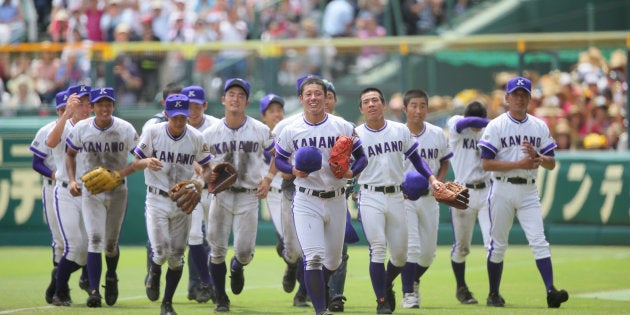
224,78 -> 250,99
164,94 -> 190,117
294,146 -> 322,173
402,171 -> 429,201
55,91 -> 68,109
296,74 -> 322,93
259,93 -> 284,114
506,77 -> 531,94
182,85 -> 206,104
90,87 -> 116,103
67,84 -> 91,97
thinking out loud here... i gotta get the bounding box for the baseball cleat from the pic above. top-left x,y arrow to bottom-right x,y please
401,292 -> 419,309
51,289 -> 72,306
282,263 -> 298,293
293,291 -> 309,307
78,277 -> 90,295
215,293 -> 230,312
104,276 -> 118,306
189,283 -> 215,304
328,295 -> 346,312
486,292 -> 505,307
160,301 -> 177,315
385,283 -> 396,311
86,290 -> 102,307
376,297 -> 393,314
45,266 -> 57,304
456,286 -> 478,304
547,287 -> 569,308
230,267 -> 245,295
145,270 -> 161,301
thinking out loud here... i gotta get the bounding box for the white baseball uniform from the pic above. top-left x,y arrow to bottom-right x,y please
356,120 -> 418,266
202,116 -> 274,265
447,115 -> 491,263
404,122 -> 452,267
134,122 -> 212,268
478,112 -> 557,263
66,116 -> 138,255
30,120 -> 64,263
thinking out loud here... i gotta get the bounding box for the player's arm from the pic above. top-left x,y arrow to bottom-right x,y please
347,142 -> 367,178
479,146 -> 540,171
436,159 -> 450,182
65,147 -> 81,196
46,94 -> 77,147
455,117 -> 490,133
32,155 -> 55,179
408,149 -> 443,190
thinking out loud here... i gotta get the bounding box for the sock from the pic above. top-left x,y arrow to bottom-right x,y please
385,260 -> 403,286
56,257 -> 81,293
535,257 -> 554,292
230,256 -> 243,271
415,264 -> 428,282
296,258 -> 307,295
452,260 -> 467,288
87,252 -> 102,292
163,268 -> 183,303
369,262 -> 386,299
487,260 -> 503,294
149,252 -> 162,274
105,252 -> 119,279
81,265 -> 88,281
210,262 -> 227,296
305,269 -> 326,314
401,262 -> 416,293
189,245 -> 211,285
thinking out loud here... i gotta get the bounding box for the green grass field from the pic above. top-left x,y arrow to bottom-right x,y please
1,245 -> 629,314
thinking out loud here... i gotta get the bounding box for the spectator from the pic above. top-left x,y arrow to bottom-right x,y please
33,0 -> 52,34
84,0 -> 104,42
6,74 -> 42,113
149,0 -> 169,41
47,8 -> 70,42
402,0 -> 444,35
164,12 -> 193,42
354,11 -> 386,71
0,0 -> 25,44
100,0 -> 135,42
10,52 -> 31,80
216,5 -> 249,80
322,0 -> 355,37
54,49 -> 89,92
554,119 -> 573,151
31,47 -> 61,105
112,24 -> 143,106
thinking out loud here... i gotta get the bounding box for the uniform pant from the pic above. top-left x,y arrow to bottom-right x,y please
450,186 -> 491,263
405,195 -> 439,267
145,192 -> 191,269
43,179 -> 64,263
82,185 -> 127,255
53,183 -> 87,265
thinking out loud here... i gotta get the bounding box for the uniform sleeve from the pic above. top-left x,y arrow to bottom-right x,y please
262,125 -> 274,152
66,123 -> 82,151
438,132 -> 453,162
539,123 -> 557,156
30,127 -> 50,159
195,133 -> 213,165
402,127 -> 419,159
478,121 -> 500,159
134,127 -> 153,159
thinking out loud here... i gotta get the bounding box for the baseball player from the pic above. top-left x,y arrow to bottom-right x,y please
181,85 -> 220,303
400,88 -> 453,309
356,87 -> 442,314
45,84 -> 93,306
30,91 -> 67,304
65,87 -> 139,307
201,78 -> 275,312
135,94 -> 213,315
275,76 -> 368,315
478,76 -> 569,308
446,101 -> 492,304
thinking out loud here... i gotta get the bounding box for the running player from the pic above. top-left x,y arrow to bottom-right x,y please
356,87 -> 442,313
275,76 -> 368,315
400,88 -> 453,309
45,84 -> 93,306
65,87 -> 139,307
135,93 -> 213,315
201,78 -> 276,312
30,91 -> 67,304
478,76 -> 568,308
446,101 -> 492,304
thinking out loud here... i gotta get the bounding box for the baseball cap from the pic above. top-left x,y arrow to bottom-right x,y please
67,84 -> 91,97
182,86 -> 206,104
90,87 -> 116,103
259,93 -> 284,114
224,78 -> 250,98
505,77 -> 531,94
164,94 -> 190,117
402,171 -> 429,201
294,146 -> 322,173
296,74 -> 322,93
55,91 -> 68,109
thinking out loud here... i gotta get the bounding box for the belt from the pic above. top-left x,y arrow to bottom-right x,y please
269,187 -> 282,194
362,184 -> 402,194
61,181 -> 68,188
465,182 -> 487,189
227,186 -> 257,194
496,177 -> 535,185
297,186 -> 345,199
45,179 -> 54,185
148,186 -> 170,197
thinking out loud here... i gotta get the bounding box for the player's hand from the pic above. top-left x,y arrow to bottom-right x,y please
64,94 -> 79,119
293,168 -> 309,178
430,179 -> 445,192
136,157 -> 163,171
518,156 -> 542,169
256,178 -> 270,199
69,181 -> 82,197
341,168 -> 353,179
193,161 -> 202,176
521,141 -> 538,159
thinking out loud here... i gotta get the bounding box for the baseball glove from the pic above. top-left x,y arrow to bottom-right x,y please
433,181 -> 470,210
80,166 -> 122,194
207,162 -> 237,194
168,180 -> 202,214
329,136 -> 353,179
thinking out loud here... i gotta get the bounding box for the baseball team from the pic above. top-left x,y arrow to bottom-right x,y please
30,75 -> 568,315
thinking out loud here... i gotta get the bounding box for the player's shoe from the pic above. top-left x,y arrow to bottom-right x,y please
385,283 -> 396,311
51,289 -> 72,306
215,293 -> 231,312
282,263 -> 298,293
328,295 -> 346,312
317,311 -> 334,315
103,276 -> 119,306
145,270 -> 161,301
376,297 -> 393,314
547,287 -> 569,308
160,301 -> 177,315
78,277 -> 90,295
230,267 -> 245,295
86,290 -> 102,308
486,292 -> 505,307
401,292 -> 419,309
293,290 -> 309,307
456,286 -> 478,304
189,283 -> 215,303
45,266 -> 57,304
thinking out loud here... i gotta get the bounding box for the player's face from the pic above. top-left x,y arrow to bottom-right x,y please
189,102 -> 207,121
73,95 -> 92,122
261,103 -> 284,129
167,115 -> 188,136
222,87 -> 249,114
505,89 -> 531,116
300,83 -> 326,119
359,91 -> 385,123
325,91 -> 337,114
92,99 -> 114,121
403,97 -> 427,125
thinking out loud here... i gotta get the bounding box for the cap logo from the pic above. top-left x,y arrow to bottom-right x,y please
80,85 -> 87,92
63,94 -> 68,100
100,88 -> 107,94
188,91 -> 195,97
175,101 -> 183,108
517,79 -> 525,86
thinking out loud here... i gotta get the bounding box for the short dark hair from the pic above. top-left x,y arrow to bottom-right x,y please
298,77 -> 327,97
162,82 -> 183,101
402,89 -> 429,108
464,101 -> 487,118
359,87 -> 385,108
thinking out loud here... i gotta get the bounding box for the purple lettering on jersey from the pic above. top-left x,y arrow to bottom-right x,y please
82,141 -> 125,153
152,150 -> 195,165
500,135 -> 542,148
462,138 -> 478,149
292,136 -> 337,150
213,141 -> 260,154
366,141 -> 404,157
419,148 -> 439,160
